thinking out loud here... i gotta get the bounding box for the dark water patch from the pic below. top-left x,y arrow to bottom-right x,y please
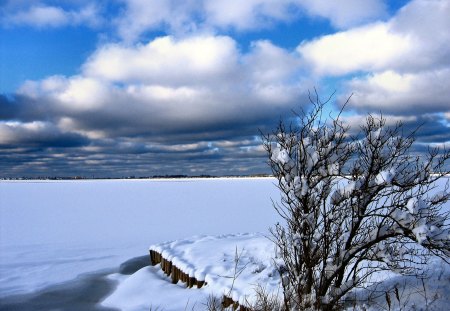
0,254 -> 151,311
0,270 -> 118,311
119,255 -> 150,275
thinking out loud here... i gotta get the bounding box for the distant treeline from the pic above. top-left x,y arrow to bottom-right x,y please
1,174 -> 273,181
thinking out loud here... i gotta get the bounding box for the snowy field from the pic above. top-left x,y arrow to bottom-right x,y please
0,178 -> 280,308
1,177 -> 449,310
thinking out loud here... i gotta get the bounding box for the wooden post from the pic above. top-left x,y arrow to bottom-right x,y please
148,249 -> 208,291
171,266 -> 179,284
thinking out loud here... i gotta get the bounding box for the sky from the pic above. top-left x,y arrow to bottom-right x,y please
0,0 -> 449,178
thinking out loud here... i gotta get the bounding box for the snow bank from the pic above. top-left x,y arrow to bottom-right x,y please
102,233 -> 282,310
350,257 -> 450,311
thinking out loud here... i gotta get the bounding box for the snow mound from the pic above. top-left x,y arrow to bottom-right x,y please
102,233 -> 282,310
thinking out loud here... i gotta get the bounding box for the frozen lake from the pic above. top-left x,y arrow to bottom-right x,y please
0,178 -> 280,298
1,177 -> 449,311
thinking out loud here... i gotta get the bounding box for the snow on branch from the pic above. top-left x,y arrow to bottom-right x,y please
262,92 -> 450,311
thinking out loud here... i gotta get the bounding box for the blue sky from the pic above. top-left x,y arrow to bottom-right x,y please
0,0 -> 449,177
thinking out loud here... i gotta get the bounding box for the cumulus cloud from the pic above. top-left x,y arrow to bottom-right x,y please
115,0 -> 199,42
380,0 -> 450,73
2,0 -> 449,177
78,36 -> 300,136
0,34 -> 307,176
2,0 -> 386,40
8,5 -> 68,27
244,40 -> 302,85
293,0 -> 450,125
345,69 -> 450,115
83,36 -> 240,86
298,0 -> 450,76
1,2 -> 102,28
203,0 -> 299,30
23,35 -> 302,138
115,0 -> 388,42
115,0 -> 301,41
298,23 -> 412,76
298,0 -> 387,29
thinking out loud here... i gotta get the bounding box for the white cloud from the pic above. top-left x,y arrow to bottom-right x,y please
204,0 -> 297,30
390,0 -> 450,71
3,3 -> 101,28
115,0 -> 199,42
69,4 -> 102,28
17,35 -> 304,137
346,68 -> 450,114
298,22 -> 412,76
115,0 -> 388,42
299,0 -> 387,29
298,0 -> 450,76
8,5 -> 68,27
295,0 -> 450,118
55,77 -> 111,111
83,36 -> 240,87
244,40 -> 301,85
19,76 -> 110,112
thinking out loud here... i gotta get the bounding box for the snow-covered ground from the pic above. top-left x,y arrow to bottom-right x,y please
102,234 -> 450,311
103,233 -> 282,311
0,178 -> 280,299
1,177 -> 449,310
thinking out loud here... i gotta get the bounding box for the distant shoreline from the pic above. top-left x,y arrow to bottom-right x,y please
0,175 -> 274,182
3,174 -> 450,182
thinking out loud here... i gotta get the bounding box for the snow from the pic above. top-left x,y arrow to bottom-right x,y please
351,257 -> 450,311
391,209 -> 414,227
375,169 -> 395,185
1,177 -> 449,310
412,224 -> 429,244
277,149 -> 291,165
0,242 -> 141,298
406,197 -> 427,214
0,177 -> 280,298
102,266 -> 210,311
102,233 -> 282,310
293,176 -> 308,197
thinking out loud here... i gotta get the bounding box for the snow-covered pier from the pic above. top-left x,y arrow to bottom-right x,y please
149,249 -> 206,288
149,249 -> 252,310
148,233 -> 281,310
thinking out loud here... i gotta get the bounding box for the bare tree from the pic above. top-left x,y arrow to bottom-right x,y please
262,92 -> 450,311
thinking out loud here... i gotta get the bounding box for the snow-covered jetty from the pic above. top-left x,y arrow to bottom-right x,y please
148,233 -> 281,309
149,249 -> 206,288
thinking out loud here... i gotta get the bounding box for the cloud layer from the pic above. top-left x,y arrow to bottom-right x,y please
114,0 -> 388,42
1,2 -> 102,28
0,34 -> 306,176
1,0 -> 449,177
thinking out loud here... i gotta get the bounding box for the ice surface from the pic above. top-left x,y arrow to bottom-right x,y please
0,178 -> 280,297
1,177 -> 449,310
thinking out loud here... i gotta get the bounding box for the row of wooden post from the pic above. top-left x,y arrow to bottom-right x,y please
149,249 -> 206,288
149,249 -> 249,310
